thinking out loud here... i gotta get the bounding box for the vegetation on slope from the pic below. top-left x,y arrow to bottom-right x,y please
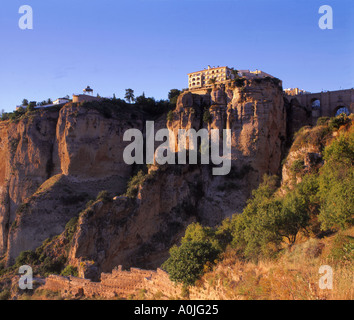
162,114 -> 354,291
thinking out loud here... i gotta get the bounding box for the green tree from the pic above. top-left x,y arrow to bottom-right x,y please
22,99 -> 29,106
27,103 -> 35,112
25,101 -> 36,112
135,92 -> 147,105
125,89 -> 135,104
168,89 -> 181,105
230,175 -> 282,260
182,223 -> 222,251
231,69 -> 239,79
162,241 -> 220,286
318,131 -> 354,230
279,189 -> 312,244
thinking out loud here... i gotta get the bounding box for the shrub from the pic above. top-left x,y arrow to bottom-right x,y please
168,89 -> 181,105
125,170 -> 147,198
317,117 -> 330,126
203,109 -> 212,124
181,223 -> 223,251
64,216 -> 79,241
290,159 -> 304,174
85,199 -> 95,208
60,265 -> 78,277
234,78 -> 246,88
318,131 -> 354,230
162,241 -> 221,286
15,250 -> 38,267
291,125 -> 331,151
96,190 -> 111,203
229,174 -> 316,259
328,113 -> 350,131
0,289 -> 11,300
329,234 -> 354,264
37,256 -> 67,277
167,110 -> 174,122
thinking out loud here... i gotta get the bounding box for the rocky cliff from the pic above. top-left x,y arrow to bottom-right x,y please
0,102 -> 145,265
168,79 -> 286,219
0,78 -> 287,272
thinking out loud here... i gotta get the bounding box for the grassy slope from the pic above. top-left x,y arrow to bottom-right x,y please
192,226 -> 353,300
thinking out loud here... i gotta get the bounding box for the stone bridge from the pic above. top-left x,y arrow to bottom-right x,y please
286,88 -> 354,120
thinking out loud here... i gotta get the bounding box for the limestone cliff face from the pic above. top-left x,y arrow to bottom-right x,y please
66,79 -> 287,276
0,103 -> 144,264
53,104 -> 143,183
68,164 -> 206,275
1,79 -> 287,270
168,79 -> 286,219
0,109 -> 59,256
280,125 -> 326,193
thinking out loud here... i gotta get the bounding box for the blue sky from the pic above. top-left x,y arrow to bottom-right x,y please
0,0 -> 353,112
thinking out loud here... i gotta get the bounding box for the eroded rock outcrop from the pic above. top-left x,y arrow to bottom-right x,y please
66,79 -> 287,276
1,78 -> 287,271
168,79 -> 286,219
1,103 -> 145,264
0,109 -> 60,256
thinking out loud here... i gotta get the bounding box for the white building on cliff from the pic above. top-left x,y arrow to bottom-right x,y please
188,66 -> 278,90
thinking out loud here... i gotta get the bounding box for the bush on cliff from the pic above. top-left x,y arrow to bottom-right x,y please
318,130 -> 354,230
167,110 -> 174,122
163,116 -> 353,286
168,89 -> 181,106
96,190 -> 112,203
15,250 -> 38,267
162,241 -> 221,286
234,77 -> 246,88
203,109 -> 212,124
12,249 -> 67,277
60,265 -> 78,277
0,107 -> 36,122
328,113 -> 350,131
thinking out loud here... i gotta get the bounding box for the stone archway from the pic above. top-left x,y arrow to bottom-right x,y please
334,106 -> 350,117
311,98 -> 321,109
311,98 -> 321,119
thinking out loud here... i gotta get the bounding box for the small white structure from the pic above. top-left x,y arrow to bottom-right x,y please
54,98 -> 70,105
83,86 -> 94,95
284,88 -> 311,96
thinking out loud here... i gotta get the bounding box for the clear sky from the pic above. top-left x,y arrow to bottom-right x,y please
0,0 -> 353,112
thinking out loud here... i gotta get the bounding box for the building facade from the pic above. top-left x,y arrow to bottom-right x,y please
72,94 -> 102,103
54,98 -> 70,105
188,66 -> 236,89
284,88 -> 311,96
188,66 -> 278,90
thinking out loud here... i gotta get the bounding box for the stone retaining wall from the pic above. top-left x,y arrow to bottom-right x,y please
43,266 -> 182,299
